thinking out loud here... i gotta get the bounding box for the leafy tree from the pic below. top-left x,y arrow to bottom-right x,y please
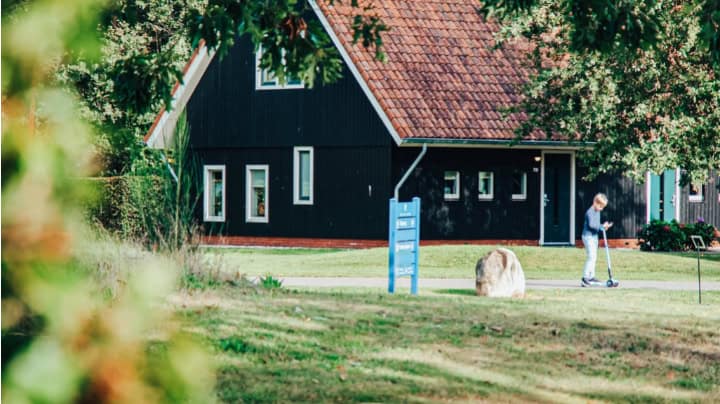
481,0 -> 720,184
58,0 -> 202,175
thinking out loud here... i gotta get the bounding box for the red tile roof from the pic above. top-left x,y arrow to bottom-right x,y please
316,0 -> 537,141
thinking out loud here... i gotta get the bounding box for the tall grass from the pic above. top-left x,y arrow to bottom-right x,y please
121,111 -> 201,251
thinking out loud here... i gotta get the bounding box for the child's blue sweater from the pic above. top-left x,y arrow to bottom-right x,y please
582,206 -> 602,237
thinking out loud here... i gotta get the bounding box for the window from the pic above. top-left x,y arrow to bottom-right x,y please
246,165 -> 269,223
478,171 -> 494,200
203,165 -> 225,222
293,147 -> 314,205
444,171 -> 460,200
689,184 -> 705,203
255,46 -> 304,90
511,171 -> 527,200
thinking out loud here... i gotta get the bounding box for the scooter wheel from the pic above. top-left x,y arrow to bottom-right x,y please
606,280 -> 614,288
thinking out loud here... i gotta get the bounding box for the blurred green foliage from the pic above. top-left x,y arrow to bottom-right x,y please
1,0 -> 213,402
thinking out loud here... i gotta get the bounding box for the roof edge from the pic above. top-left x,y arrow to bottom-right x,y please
144,40 -> 215,148
401,137 -> 588,150
309,0 -> 403,146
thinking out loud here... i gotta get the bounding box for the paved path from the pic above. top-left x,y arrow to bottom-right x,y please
279,277 -> 720,291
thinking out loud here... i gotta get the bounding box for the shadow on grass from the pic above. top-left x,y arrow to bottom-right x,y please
201,247 -> 346,255
178,287 -> 719,403
433,288 -> 476,296
655,250 -> 720,262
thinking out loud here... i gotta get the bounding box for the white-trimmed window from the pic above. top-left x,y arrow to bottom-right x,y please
511,171 -> 527,200
444,171 -> 460,200
293,147 -> 314,205
203,165 -> 226,222
246,165 -> 269,223
478,171 -> 494,200
689,184 -> 705,203
255,46 -> 304,90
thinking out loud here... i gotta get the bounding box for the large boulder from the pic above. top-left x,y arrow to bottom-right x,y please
475,248 -> 526,298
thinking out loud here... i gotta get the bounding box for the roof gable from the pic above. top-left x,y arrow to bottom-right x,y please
315,0 -> 534,141
146,2 -> 540,147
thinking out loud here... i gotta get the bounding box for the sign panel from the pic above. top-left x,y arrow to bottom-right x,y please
388,197 -> 420,294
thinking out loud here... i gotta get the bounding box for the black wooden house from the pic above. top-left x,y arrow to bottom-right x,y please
145,0 -> 719,246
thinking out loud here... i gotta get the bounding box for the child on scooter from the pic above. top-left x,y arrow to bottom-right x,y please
581,193 -> 612,287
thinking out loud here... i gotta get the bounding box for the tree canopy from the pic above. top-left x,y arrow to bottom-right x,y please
481,0 -> 720,184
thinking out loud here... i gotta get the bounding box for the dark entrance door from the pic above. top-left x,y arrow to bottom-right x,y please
543,153 -> 571,244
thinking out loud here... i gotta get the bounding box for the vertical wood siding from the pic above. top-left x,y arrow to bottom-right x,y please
186,35 -> 394,239
393,147 -> 543,240
574,167 -> 647,239
680,171 -> 720,228
186,38 -> 392,149
194,146 -> 391,238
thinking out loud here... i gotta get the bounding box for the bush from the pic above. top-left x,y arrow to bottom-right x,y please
83,176 -> 167,234
84,113 -> 200,251
637,219 -> 717,251
689,219 -> 717,248
82,176 -> 129,233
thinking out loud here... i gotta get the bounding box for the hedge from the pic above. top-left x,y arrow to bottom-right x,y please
80,176 -> 171,240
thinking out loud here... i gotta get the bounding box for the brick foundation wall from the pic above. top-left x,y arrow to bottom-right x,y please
202,236 -> 643,249
575,239 -> 640,249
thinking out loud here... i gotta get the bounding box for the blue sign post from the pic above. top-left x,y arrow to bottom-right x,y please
388,197 -> 420,295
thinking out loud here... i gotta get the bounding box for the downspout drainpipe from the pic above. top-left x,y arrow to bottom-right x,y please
394,143 -> 427,200
160,152 -> 179,184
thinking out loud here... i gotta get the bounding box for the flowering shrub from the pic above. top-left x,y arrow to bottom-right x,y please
638,219 -> 717,251
690,218 -> 717,248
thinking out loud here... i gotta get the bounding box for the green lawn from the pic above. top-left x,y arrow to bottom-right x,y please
204,245 -> 720,281
176,286 -> 720,403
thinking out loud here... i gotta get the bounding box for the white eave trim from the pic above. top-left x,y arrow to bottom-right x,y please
309,0 -> 403,146
145,45 -> 216,149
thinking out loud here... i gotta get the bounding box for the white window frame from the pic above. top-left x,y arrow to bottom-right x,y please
511,171 -> 527,201
255,46 -> 305,90
444,171 -> 461,201
689,184 -> 704,203
478,171 -> 494,201
293,146 -> 314,205
246,165 -> 270,223
203,165 -> 226,222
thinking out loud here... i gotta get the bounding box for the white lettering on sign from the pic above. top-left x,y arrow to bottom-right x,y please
396,266 -> 415,276
396,218 -> 415,229
395,242 -> 414,252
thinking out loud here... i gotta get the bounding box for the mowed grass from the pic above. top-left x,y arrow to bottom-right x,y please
204,245 -> 720,281
174,286 -> 720,403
